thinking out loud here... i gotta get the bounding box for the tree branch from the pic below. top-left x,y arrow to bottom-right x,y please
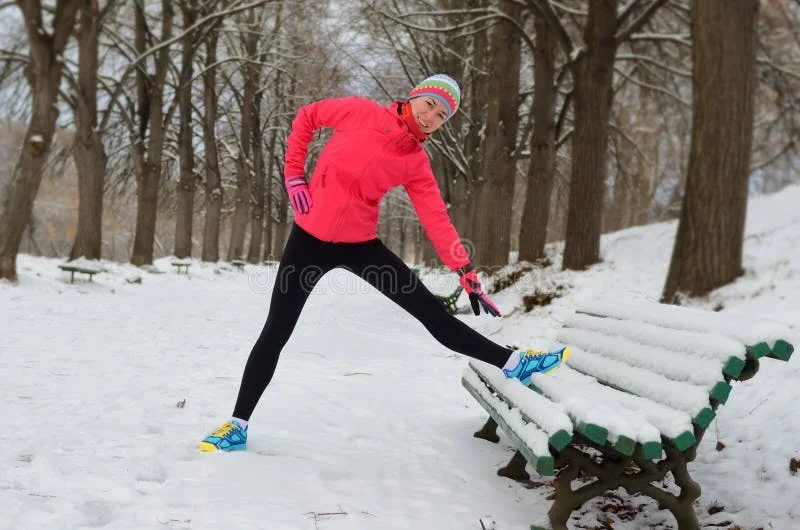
615,0 -> 669,44
526,0 -> 575,59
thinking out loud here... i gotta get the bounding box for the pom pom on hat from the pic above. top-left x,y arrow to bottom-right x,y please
408,74 -> 461,120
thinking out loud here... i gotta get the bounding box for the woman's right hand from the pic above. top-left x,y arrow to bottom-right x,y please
286,176 -> 313,215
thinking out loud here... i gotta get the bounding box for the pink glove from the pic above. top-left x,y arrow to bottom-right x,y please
458,267 -> 502,317
286,176 -> 312,215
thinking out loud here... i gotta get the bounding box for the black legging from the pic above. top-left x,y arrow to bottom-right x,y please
232,223 -> 513,420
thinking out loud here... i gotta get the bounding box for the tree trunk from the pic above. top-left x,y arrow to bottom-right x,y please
519,15 -> 557,263
174,1 -> 199,259
562,0 -> 617,271
662,0 -> 759,302
247,89 -> 265,263
470,0 -> 522,267
462,0 -> 489,260
201,27 -> 222,262
131,0 -> 174,266
262,129 -> 278,261
70,0 -> 107,261
0,0 -> 79,280
431,0 -> 473,238
227,14 -> 258,261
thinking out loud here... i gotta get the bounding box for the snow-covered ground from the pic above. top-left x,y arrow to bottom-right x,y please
2,183 -> 799,530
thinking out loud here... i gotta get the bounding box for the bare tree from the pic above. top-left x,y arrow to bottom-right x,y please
662,0 -> 760,302
518,14 -> 557,263
468,0 -> 523,267
69,0 -> 117,261
174,0 -> 201,259
530,0 -> 668,271
223,6 -> 271,262
130,0 -> 174,266
200,8 -> 223,262
0,0 -> 80,280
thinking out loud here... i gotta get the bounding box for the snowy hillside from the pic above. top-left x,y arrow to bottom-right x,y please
2,183 -> 799,530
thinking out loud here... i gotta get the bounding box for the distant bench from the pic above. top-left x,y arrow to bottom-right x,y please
231,259 -> 246,272
462,299 -> 794,530
58,262 -> 105,284
410,267 -> 463,315
171,260 -> 191,274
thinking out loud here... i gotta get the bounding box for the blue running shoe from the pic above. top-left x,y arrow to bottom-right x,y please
503,346 -> 571,385
199,420 -> 247,452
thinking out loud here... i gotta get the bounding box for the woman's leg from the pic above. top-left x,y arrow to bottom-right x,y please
232,225 -> 332,420
341,242 -> 513,368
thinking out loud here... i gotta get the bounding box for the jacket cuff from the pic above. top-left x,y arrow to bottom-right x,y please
455,263 -> 474,276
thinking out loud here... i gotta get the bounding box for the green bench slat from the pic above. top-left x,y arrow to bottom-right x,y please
577,422 -> 608,446
693,407 -> 715,430
642,440 -> 663,460
614,435 -> 636,456
722,356 -> 746,378
671,430 -> 698,452
548,429 -> 572,452
461,379 -> 555,476
747,342 -> 771,359
710,381 -> 732,404
771,339 -> 794,361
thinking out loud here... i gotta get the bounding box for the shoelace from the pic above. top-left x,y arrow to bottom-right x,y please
523,348 -> 545,358
212,422 -> 238,438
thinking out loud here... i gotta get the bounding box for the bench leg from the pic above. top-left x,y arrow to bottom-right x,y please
70,271 -> 75,284
497,450 -> 529,481
544,443 -> 703,530
473,417 -> 500,443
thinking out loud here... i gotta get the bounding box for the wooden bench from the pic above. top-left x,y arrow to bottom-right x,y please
231,259 -> 246,272
171,260 -> 191,274
58,262 -> 105,284
462,299 -> 794,530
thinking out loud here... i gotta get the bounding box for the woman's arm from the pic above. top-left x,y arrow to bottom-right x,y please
403,157 -> 470,271
284,96 -> 366,178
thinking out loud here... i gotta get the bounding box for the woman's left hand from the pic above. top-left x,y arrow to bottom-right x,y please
458,269 -> 502,317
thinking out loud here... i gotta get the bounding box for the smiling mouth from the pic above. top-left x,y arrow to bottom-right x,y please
417,116 -> 428,129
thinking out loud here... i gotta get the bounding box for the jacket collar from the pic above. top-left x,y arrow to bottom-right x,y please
388,100 -> 428,144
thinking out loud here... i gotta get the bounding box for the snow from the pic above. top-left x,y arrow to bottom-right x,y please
557,326 -> 729,388
61,257 -> 107,273
563,312 -> 747,363
578,297 -> 793,349
461,367 -> 552,456
529,366 -> 664,450
541,367 -> 690,443
2,182 -> 800,529
557,345 -> 713,416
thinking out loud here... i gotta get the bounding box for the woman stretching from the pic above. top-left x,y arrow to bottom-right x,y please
200,74 -> 569,452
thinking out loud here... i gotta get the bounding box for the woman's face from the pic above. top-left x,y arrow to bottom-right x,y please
408,96 -> 449,134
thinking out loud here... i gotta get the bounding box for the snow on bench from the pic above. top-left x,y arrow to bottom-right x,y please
578,299 -> 794,360
463,299 -> 795,530
463,360 -> 572,475
562,313 -> 747,378
58,259 -> 106,284
534,366 -> 694,454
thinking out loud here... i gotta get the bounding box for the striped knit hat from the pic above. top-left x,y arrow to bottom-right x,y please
408,74 -> 461,121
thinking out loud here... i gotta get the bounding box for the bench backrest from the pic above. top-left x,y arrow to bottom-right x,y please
543,300 -> 794,452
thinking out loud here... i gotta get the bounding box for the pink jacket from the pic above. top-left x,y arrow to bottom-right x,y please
284,97 -> 470,271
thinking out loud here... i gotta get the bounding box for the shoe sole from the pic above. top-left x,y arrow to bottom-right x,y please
199,441 -> 247,452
